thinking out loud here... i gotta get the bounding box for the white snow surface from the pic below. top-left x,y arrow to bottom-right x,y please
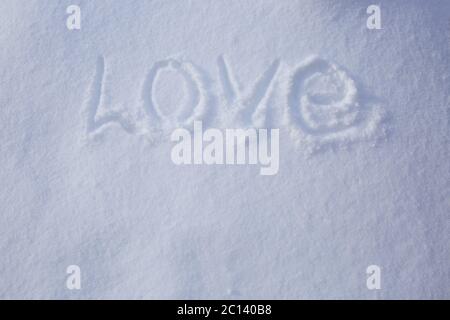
0,0 -> 449,299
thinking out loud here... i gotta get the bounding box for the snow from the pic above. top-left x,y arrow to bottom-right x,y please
0,0 -> 449,299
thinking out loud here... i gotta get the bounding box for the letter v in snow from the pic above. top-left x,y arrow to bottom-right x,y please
217,55 -> 280,127
84,56 -> 134,135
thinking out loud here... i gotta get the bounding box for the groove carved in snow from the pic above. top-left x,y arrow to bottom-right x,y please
83,55 -> 386,151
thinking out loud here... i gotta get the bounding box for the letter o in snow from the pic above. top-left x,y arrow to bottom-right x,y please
142,59 -> 207,127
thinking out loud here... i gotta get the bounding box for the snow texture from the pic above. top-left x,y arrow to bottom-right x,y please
0,0 -> 449,299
